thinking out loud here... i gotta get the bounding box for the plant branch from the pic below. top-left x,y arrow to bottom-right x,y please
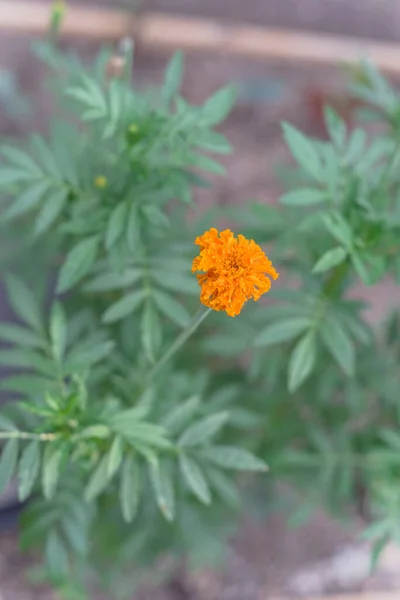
146,306 -> 212,382
0,431 -> 56,441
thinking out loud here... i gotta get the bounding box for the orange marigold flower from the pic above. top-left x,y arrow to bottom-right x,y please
192,228 -> 279,317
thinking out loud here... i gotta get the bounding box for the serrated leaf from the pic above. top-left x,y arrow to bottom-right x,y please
282,123 -> 322,181
288,331 -> 317,392
201,446 -> 267,471
150,269 -> 199,295
352,252 -> 386,285
178,412 -> 228,447
0,438 -> 19,492
5,274 -> 42,332
0,323 -> 44,348
321,212 -> 353,248
201,86 -> 236,126
0,415 -> 16,431
3,179 -> 51,221
162,395 -> 200,435
18,440 -> 41,501
105,201 -> 129,250
163,51 -> 183,105
34,187 -> 67,235
57,235 -> 99,293
83,268 -> 141,292
153,289 -> 191,327
187,153 -> 226,175
320,316 -> 355,376
0,169 -> 31,186
141,205 -> 170,228
280,188 -> 326,206
45,530 -> 68,577
324,106 -> 346,148
254,317 -> 311,347
206,466 -> 240,508
0,145 -> 40,174
102,289 -> 147,323
107,436 -> 124,479
149,460 -> 175,521
141,301 -> 162,363
119,456 -> 140,523
42,445 -> 62,500
84,454 -> 109,502
312,246 -> 348,273
50,302 -> 67,363
180,454 -> 211,505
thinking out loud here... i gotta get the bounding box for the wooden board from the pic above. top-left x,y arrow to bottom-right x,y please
2,3 -> 400,74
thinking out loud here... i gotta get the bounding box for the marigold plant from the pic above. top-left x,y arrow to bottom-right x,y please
0,30 -> 399,598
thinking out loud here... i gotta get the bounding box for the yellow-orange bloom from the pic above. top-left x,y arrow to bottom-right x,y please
192,228 -> 279,317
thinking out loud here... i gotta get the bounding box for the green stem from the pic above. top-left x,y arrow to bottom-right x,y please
147,306 -> 212,382
0,431 -> 56,441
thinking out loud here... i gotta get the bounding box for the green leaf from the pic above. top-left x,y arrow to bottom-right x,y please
0,438 -> 19,492
178,412 -> 228,447
312,246 -> 348,273
0,323 -> 44,348
18,440 -> 41,501
57,235 -> 100,293
163,51 -> 184,105
0,145 -> 40,174
45,530 -> 68,577
149,460 -> 175,521
187,153 -> 226,175
162,395 -> 200,435
141,301 -> 162,363
320,316 -> 355,376
3,180 -> 51,221
206,466 -> 240,508
194,131 -> 232,154
34,187 -> 67,235
201,86 -> 236,126
42,445 -> 62,500
351,253 -> 386,285
254,317 -> 311,347
0,415 -> 16,431
116,421 -> 171,450
370,536 -> 388,573
151,269 -> 199,295
50,302 -> 67,363
107,436 -> 124,479
119,455 -> 140,523
153,289 -> 191,327
84,454 -> 109,502
141,205 -> 170,228
321,212 -> 353,248
105,201 -> 129,250
288,332 -> 317,392
280,188 -> 326,206
0,168 -> 31,186
324,106 -> 346,148
75,425 -> 110,440
201,446 -> 268,471
102,289 -> 147,323
282,123 -> 322,181
5,274 -> 42,331
179,454 -> 211,505
345,129 -> 366,164
84,269 -> 141,292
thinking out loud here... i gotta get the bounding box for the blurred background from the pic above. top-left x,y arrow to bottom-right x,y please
1,1 -> 400,599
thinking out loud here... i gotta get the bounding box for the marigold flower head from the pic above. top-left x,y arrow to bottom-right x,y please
192,228 -> 279,317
